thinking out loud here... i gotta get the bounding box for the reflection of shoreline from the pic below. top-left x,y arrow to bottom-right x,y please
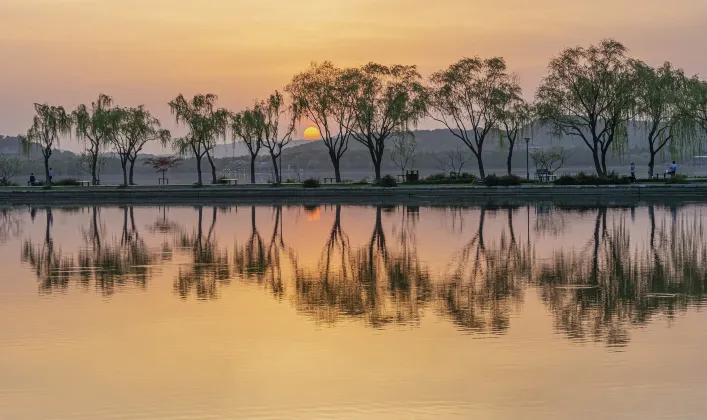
6,185 -> 707,206
12,204 -> 707,348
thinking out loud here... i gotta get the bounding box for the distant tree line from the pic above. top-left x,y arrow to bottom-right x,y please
11,38 -> 707,185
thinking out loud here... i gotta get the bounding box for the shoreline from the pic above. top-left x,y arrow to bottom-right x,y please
2,184 -> 707,206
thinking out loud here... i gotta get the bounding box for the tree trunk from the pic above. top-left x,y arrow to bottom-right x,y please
476,153 -> 486,179
128,158 -> 136,185
249,156 -> 256,184
506,146 -> 514,176
600,149 -> 609,177
271,154 -> 280,184
195,155 -> 203,185
329,150 -> 342,183
121,160 -> 129,187
43,155 -> 50,184
370,146 -> 384,182
91,152 -> 99,185
591,145 -> 603,177
206,149 -> 217,184
648,156 -> 655,179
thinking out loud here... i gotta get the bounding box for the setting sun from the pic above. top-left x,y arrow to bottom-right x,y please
303,126 -> 321,140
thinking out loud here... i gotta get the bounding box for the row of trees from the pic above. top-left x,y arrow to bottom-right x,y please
19,39 -> 707,184
20,97 -> 169,186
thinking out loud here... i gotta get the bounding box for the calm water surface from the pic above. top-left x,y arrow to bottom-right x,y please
1,203 -> 707,419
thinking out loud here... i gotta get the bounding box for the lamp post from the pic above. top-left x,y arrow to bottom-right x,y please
525,137 -> 531,180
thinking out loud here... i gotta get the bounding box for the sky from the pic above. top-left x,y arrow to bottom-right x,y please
1,0 -> 706,153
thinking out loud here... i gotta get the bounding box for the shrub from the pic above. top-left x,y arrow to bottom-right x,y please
284,178 -> 298,184
554,171 -> 631,185
376,175 -> 398,188
216,175 -> 229,185
0,179 -> 18,187
665,175 -> 689,184
422,172 -> 478,185
302,178 -> 320,188
484,174 -> 522,186
53,178 -> 80,186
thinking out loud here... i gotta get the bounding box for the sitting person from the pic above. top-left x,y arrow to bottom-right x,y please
668,161 -> 678,177
29,173 -> 37,186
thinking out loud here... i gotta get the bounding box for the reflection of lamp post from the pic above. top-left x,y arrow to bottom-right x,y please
525,137 -> 531,180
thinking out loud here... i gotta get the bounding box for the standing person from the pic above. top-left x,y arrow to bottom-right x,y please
668,161 -> 678,177
29,173 -> 36,186
48,168 -> 53,185
630,162 -> 636,181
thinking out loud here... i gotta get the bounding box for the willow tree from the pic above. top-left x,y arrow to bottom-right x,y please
286,62 -> 357,183
497,81 -> 533,176
169,94 -> 229,185
73,94 -> 115,185
112,106 -> 170,187
429,57 -> 516,179
535,39 -> 636,176
231,106 -> 263,184
346,63 -> 427,182
685,77 -> 707,136
632,61 -> 695,178
20,104 -> 72,181
260,90 -> 299,184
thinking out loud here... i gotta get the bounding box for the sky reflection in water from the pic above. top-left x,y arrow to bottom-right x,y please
2,203 -> 707,419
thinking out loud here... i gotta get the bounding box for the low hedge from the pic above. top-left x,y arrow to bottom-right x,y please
554,172 -> 631,185
375,175 -> 398,188
420,173 -> 478,185
52,178 -> 81,186
484,174 -> 522,186
302,178 -> 320,188
665,175 -> 690,184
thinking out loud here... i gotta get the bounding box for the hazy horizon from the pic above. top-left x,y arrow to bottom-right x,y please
2,0 -> 707,154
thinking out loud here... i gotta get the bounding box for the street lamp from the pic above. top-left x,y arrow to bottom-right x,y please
524,137 -> 531,180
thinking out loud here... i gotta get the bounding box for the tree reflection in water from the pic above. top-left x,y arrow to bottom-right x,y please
14,203 -> 707,347
22,206 -> 166,295
174,206 -> 231,300
293,205 -> 431,327
22,208 -> 74,293
437,207 -> 531,334
233,205 -> 291,299
535,205 -> 707,347
0,207 -> 22,244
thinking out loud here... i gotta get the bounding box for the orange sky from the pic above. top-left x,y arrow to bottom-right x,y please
1,0 -> 706,152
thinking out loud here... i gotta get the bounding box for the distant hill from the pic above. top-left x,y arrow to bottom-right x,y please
211,140 -> 312,159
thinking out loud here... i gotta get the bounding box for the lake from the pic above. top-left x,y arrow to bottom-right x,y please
1,203 -> 707,419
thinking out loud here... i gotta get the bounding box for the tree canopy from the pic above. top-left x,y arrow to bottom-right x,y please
429,57 -> 517,178
169,94 -> 228,185
346,63 -> 427,181
535,39 -> 636,176
286,61 -> 358,182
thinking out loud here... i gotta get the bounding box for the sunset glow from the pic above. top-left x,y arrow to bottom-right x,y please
1,0 -> 706,152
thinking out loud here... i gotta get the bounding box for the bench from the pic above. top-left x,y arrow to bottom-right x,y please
535,171 -> 557,183
77,180 -> 90,187
323,177 -> 336,184
158,177 -> 169,185
222,178 -> 238,185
